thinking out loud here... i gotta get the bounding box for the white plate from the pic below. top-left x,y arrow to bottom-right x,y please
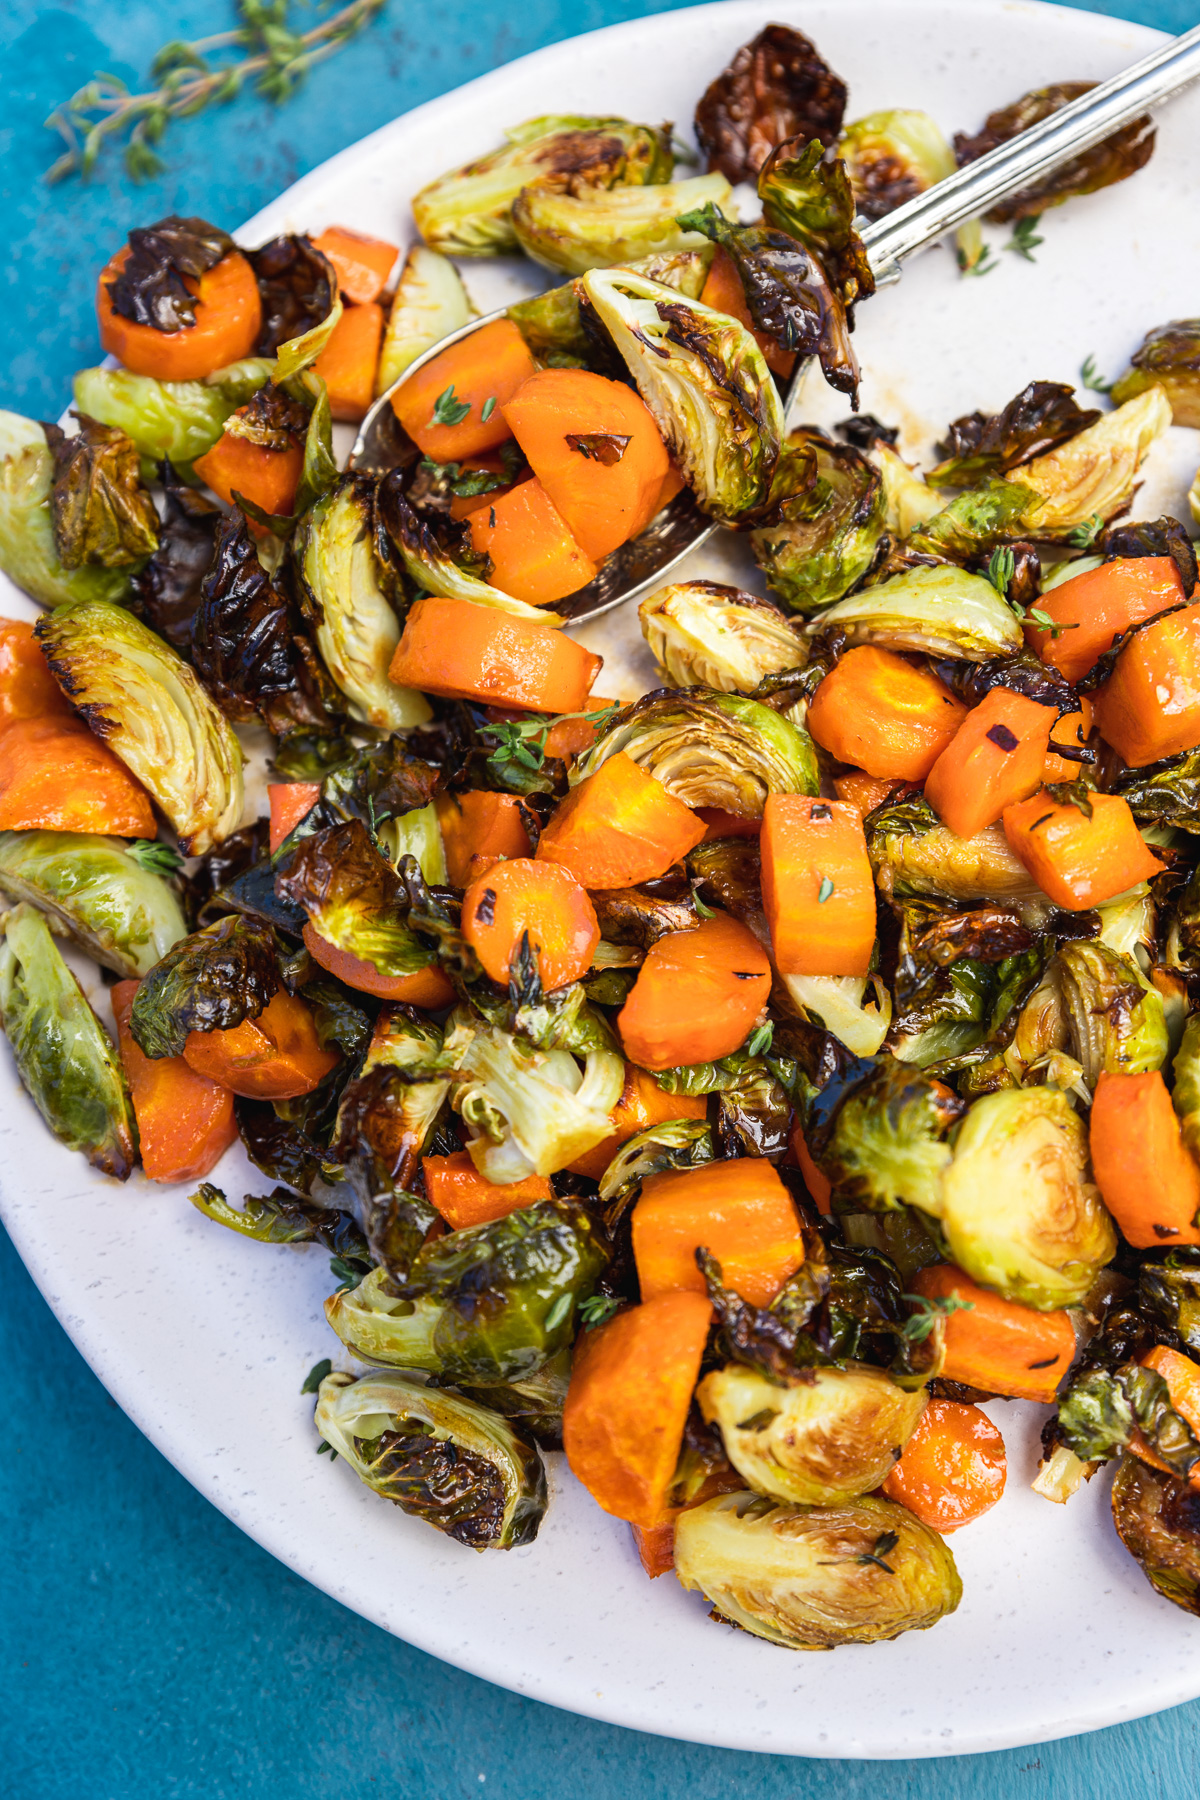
5,0 -> 1200,1761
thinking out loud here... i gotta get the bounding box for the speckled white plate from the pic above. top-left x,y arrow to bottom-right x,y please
5,0 -> 1200,1760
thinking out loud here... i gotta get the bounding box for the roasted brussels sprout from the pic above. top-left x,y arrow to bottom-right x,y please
1111,320 -> 1200,427
377,246 -> 474,396
781,976 -> 894,1059
130,915 -> 278,1058
839,109 -> 955,219
814,1058 -> 959,1218
72,360 -> 270,465
813,563 -> 1023,661
1112,1455 -> 1200,1618
699,1362 -> 926,1505
314,1370 -> 547,1549
596,1118 -> 715,1206
574,688 -> 817,819
867,796 -> 1046,910
190,1181 -> 369,1259
325,1197 -> 608,1382
127,469 -> 222,653
750,433 -> 886,614
248,234 -> 341,370
579,267 -> 784,524
940,1087 -> 1116,1309
0,904 -> 136,1178
412,115 -> 675,256
954,81 -> 1155,225
1055,941 -> 1167,1086
929,382 -> 1100,489
512,173 -> 730,276
869,441 -> 945,538
0,415 -> 131,608
375,475 -> 556,623
694,23 -> 846,185
508,247 -> 710,367
0,831 -> 186,979
758,135 -> 874,322
673,1489 -> 961,1649
457,1349 -> 571,1450
45,417 -> 159,570
638,582 -> 805,693
276,820 -> 436,980
1057,1361 -> 1199,1482
36,599 -> 245,855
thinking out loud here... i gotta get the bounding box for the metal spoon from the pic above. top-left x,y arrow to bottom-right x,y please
351,22 -> 1200,624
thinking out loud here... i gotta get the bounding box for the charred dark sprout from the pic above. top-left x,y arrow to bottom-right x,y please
930,382 -> 1099,488
272,733 -> 359,782
565,432 -> 630,465
758,137 -> 874,309
1100,515 -> 1198,597
301,1357 -> 333,1395
249,234 -> 335,354
180,821 -> 270,927
431,385 -> 471,428
45,416 -> 159,569
694,23 -> 847,185
953,82 -> 1155,225
190,1181 -> 371,1266
224,381 -> 309,450
105,216 -> 234,330
127,466 -> 222,650
1118,751 -> 1200,836
131,915 -> 279,1058
675,202 -> 845,377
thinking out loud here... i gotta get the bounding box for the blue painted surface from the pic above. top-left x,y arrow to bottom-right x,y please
3,2 -> 1200,1793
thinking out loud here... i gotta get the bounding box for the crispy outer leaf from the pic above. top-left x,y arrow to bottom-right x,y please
130,914 -> 280,1058
275,818 -> 435,979
930,382 -> 1100,488
249,235 -> 337,356
694,24 -> 847,185
105,215 -> 235,332
758,136 -> 874,308
127,465 -> 221,652
676,202 -> 833,365
46,417 -> 160,570
954,82 -> 1155,224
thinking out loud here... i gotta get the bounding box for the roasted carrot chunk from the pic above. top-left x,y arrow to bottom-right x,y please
391,318 -> 537,461
924,688 -> 1056,840
697,807 -> 761,840
562,1290 -> 713,1525
112,980 -> 237,1183
435,789 -> 534,887
760,794 -> 876,977
831,772 -> 910,816
881,1399 -> 1007,1532
502,367 -> 670,560
567,1064 -> 709,1179
461,857 -> 600,991
97,246 -> 262,382
301,922 -> 455,1008
909,1265 -> 1076,1401
1043,698 -> 1093,783
700,245 -> 796,379
0,715 -> 155,836
182,987 -> 339,1099
536,752 -> 705,888
388,597 -> 601,713
310,226 -> 399,304
311,300 -> 384,422
807,646 -> 968,781
422,1150 -> 552,1230
1089,1070 -> 1200,1248
194,424 -> 303,522
617,914 -> 770,1071
1027,556 -> 1186,681
467,478 -> 598,605
633,1158 -> 804,1307
268,781 -> 322,853
1002,788 -> 1161,910
1091,603 -> 1200,767
631,1520 -> 677,1578
0,618 -> 73,730
787,1118 -> 832,1214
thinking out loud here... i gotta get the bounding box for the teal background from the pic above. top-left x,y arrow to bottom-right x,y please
4,1 -> 1200,1793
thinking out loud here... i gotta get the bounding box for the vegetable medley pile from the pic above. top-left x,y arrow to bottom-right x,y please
7,19 -> 1200,1652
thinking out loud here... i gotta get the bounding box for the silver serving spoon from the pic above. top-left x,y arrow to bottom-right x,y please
352,22 -> 1200,624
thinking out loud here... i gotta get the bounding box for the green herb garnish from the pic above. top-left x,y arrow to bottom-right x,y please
431,385 -> 472,428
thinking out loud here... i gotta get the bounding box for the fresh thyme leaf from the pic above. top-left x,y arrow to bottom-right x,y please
986,545 -> 1016,598
858,1529 -> 899,1573
544,1292 -> 574,1332
1080,354 -> 1114,395
899,1293 -> 974,1343
690,884 -> 718,920
1066,514 -> 1104,549
745,1021 -> 774,1057
316,1439 -> 339,1460
579,1293 -> 621,1330
480,396 -> 497,423
1006,215 -> 1044,261
126,838 -> 184,875
431,384 -> 471,428
301,1357 -> 333,1394
960,243 -> 999,278
1026,605 -> 1079,639
329,1253 -> 368,1292
817,875 -> 835,904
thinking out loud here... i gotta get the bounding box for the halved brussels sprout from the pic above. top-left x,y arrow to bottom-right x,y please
573,689 -> 818,819
512,173 -> 731,276
508,247 -> 711,365
596,1118 -> 715,1205
458,1348 -> 571,1450
757,135 -> 874,310
324,1197 -> 608,1382
1112,1455 -> 1200,1618
314,1370 -> 546,1549
869,441 -> 945,538
699,1362 -> 926,1506
867,797 -> 1046,910
838,109 -> 955,218
36,599 -> 245,855
939,1086 -> 1116,1309
0,416 -> 131,608
276,820 -> 436,979
190,1182 -> 370,1260
1056,940 -> 1167,1086
694,23 -> 847,186
412,115 -> 675,255
812,563 -> 1023,661
377,247 -> 475,397
929,382 -> 1101,490
781,975 -> 893,1058
375,476 -> 560,623
296,477 -> 431,731
954,81 -> 1155,225
638,581 -> 805,692
130,914 -> 279,1058
579,266 -> 784,523
72,360 -> 270,465
0,904 -> 136,1177
1111,320 -> 1200,427
0,831 -> 186,979
815,1058 -> 957,1218
673,1489 -> 961,1650
46,417 -> 159,570
750,432 -> 886,614
377,801 -> 448,887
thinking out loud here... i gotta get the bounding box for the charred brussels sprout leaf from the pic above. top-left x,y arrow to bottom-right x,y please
758,135 -> 874,312
318,736 -> 442,839
105,215 -> 234,331
1100,514 -> 1199,596
375,474 -> 554,623
0,830 -> 186,979
1118,751 -> 1200,836
597,1118 -> 715,1206
127,468 -> 222,652
0,416 -> 131,608
867,794 -> 1050,909
929,382 -> 1101,488
456,1350 -> 571,1451
512,174 -> 731,278
694,24 -> 847,185
315,1370 -> 547,1549
814,563 -> 1023,661
1058,1363 -> 1200,1479
277,819 -> 435,979
249,234 -> 337,357
1111,320 -> 1200,427
0,904 -> 135,1178
46,417 -> 159,570
190,1182 -> 371,1265
673,1489 -> 961,1650
954,82 -> 1155,225
325,1198 -> 609,1383
838,109 -> 954,218
1055,941 -> 1167,1086
638,581 -> 805,692
130,915 -> 279,1058
751,432 -> 885,614
1113,1455 -> 1200,1617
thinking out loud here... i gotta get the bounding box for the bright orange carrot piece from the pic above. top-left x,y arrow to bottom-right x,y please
1089,1069 -> 1200,1248
0,618 -> 73,729
194,425 -> 303,522
832,772 -> 910,816
1091,603 -> 1200,767
1003,788 -> 1161,910
617,914 -> 770,1071
391,318 -> 537,461
631,1520 -> 677,1577
310,226 -> 399,304
312,300 -> 384,422
301,921 -> 455,1008
881,1399 -> 1007,1532
807,646 -> 968,781
633,1157 -> 804,1307
97,246 -> 262,382
567,1065 -> 709,1179
112,980 -> 237,1183
268,781 -> 322,853
700,245 -> 796,379
760,793 -> 876,977
182,987 -> 340,1099
467,478 -> 598,605
422,1150 -> 552,1229
388,597 -> 601,713
0,714 -> 155,836
1043,698 -> 1093,783
1027,556 -> 1186,681
697,807 -> 761,840
562,1290 -> 713,1525
435,789 -> 533,887
924,688 -> 1056,840
462,857 -> 599,991
535,752 -> 705,888
909,1265 -> 1076,1401
788,1118 -> 832,1214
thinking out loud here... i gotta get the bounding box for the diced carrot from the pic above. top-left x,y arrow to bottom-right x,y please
435,789 -> 533,888
502,368 -> 670,560
1133,1347 -> 1200,1487
632,1157 -> 805,1307
194,424 -> 303,524
0,619 -> 74,730
788,1117 -> 832,1214
311,300 -> 384,422
391,318 -> 537,460
1027,556 -> 1186,681
697,807 -> 761,840
562,1290 -> 713,1525
111,980 -> 237,1183
832,772 -> 909,816
1043,698 -> 1093,783
536,752 -> 705,888
909,1265 -> 1076,1400
467,478 -> 598,605
881,1399 -> 1007,1532
1002,788 -> 1161,910
301,921 -> 455,1008
388,597 -> 601,713
310,226 -> 399,304
807,646 -> 968,781
617,914 -> 770,1071
1091,603 -> 1200,767
422,1150 -> 552,1229
461,857 -> 599,990
924,688 -> 1056,840
700,245 -> 796,379
1089,1070 -> 1200,1248
760,794 -> 876,977
268,781 -> 322,853
182,987 -> 340,1099
0,715 -> 155,836
631,1520 -> 677,1577
567,1064 -> 709,1179
97,245 -> 262,382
